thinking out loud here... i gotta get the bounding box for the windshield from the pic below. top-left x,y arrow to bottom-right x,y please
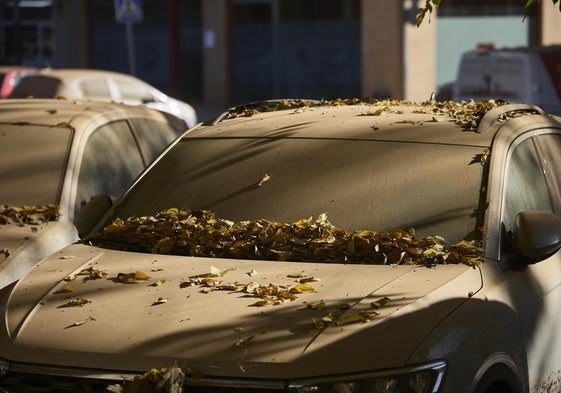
0,124 -> 72,205
111,136 -> 485,245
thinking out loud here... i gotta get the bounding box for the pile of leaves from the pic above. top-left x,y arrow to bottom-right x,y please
224,97 -> 513,131
0,204 -> 60,225
86,208 -> 482,267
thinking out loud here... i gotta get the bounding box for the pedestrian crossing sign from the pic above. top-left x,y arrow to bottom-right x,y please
114,0 -> 143,23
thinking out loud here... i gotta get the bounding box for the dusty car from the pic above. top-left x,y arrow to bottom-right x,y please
8,68 -> 198,128
1,98 -> 561,393
0,99 -> 186,289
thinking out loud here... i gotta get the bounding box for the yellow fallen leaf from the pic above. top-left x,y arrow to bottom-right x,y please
117,271 -> 151,283
290,283 -> 315,293
54,284 -> 73,294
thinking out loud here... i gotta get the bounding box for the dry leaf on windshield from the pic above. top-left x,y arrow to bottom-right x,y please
87,208 -> 483,268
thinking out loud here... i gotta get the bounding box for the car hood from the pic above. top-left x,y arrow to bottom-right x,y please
0,243 -> 482,379
0,221 -> 78,289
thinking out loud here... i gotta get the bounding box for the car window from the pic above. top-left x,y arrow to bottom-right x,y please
502,137 -> 554,236
8,75 -> 61,98
130,117 -> 183,163
0,124 -> 71,205
75,120 -> 144,219
532,133 -> 561,214
114,77 -> 152,102
79,78 -> 111,99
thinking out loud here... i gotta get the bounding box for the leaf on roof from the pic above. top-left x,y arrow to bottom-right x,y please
223,98 -> 512,131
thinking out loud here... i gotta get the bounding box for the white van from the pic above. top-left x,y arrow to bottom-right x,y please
453,45 -> 561,115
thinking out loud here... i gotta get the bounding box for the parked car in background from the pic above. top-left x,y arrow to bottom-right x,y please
0,99 -> 186,289
9,68 -> 198,128
2,98 -> 561,393
0,66 -> 37,98
453,45 -> 561,115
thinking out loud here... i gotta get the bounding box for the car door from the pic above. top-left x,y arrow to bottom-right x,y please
499,130 -> 561,392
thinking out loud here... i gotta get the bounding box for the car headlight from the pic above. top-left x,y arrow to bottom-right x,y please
289,360 -> 447,393
0,357 -> 9,379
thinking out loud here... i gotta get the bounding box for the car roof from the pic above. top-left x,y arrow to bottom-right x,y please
0,65 -> 37,72
35,68 -> 142,81
196,99 -> 503,147
0,98 -> 166,128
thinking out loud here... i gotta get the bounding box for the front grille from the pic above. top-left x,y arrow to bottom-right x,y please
0,371 -> 116,393
0,371 -> 288,393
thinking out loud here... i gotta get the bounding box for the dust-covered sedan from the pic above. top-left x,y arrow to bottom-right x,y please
1,99 -> 561,393
0,99 -> 186,289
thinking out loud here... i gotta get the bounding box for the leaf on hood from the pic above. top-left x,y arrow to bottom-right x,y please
65,316 -> 96,329
335,311 -> 380,326
289,283 -> 316,293
117,271 -> 151,284
249,299 -> 270,307
216,283 -> 239,291
298,276 -> 320,283
247,269 -> 258,277
210,266 -> 235,277
306,300 -> 326,310
77,267 -> 107,281
54,284 -> 74,294
371,296 -> 391,309
58,298 -> 92,308
152,297 -> 168,306
287,272 -> 307,279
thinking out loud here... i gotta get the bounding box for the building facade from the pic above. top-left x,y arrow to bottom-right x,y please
0,0 -> 560,108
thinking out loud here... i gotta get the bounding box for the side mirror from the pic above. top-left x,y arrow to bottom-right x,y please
75,194 -> 113,237
512,210 -> 561,262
